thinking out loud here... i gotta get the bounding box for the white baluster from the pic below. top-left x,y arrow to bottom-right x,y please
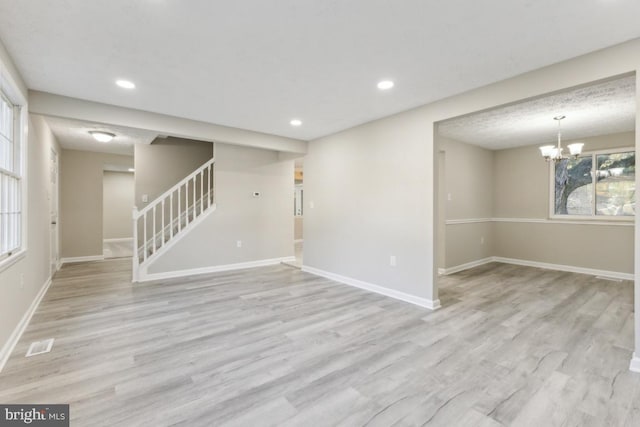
170,193 -> 174,239
161,199 -> 165,245
132,207 -> 139,281
153,205 -> 157,252
143,213 -> 147,262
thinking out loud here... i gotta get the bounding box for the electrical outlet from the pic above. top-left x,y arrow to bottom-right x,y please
390,255 -> 397,267
447,193 -> 452,201
236,240 -> 242,248
480,237 -> 485,245
142,194 -> 149,203
19,273 -> 24,289
309,201 -> 315,209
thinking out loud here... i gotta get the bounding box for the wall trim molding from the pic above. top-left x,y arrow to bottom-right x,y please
445,218 -> 492,225
493,256 -> 634,281
439,257 -> 494,275
301,265 -> 441,310
445,217 -> 633,227
60,255 -> 105,264
440,256 -> 633,281
103,237 -> 134,244
630,353 -> 640,373
139,256 -> 297,282
0,276 -> 52,373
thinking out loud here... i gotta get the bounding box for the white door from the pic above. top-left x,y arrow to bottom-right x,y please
50,148 -> 59,275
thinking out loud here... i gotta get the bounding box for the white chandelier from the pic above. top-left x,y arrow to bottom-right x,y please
539,115 -> 584,162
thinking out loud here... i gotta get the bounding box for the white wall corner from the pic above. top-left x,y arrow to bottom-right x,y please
301,265 -> 440,311
630,353 -> 640,373
0,276 -> 52,373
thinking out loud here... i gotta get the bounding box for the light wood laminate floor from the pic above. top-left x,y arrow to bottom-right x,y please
1,260 -> 639,426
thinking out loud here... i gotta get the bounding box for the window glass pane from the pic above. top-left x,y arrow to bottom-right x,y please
555,156 -> 593,215
596,151 -> 635,216
0,95 -> 14,171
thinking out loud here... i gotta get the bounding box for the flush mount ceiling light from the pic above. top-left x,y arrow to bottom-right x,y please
115,79 -> 136,89
290,119 -> 302,126
539,115 -> 584,162
377,80 -> 394,90
89,131 -> 116,143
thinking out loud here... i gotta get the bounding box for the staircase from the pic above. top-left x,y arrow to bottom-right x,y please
132,157 -> 216,281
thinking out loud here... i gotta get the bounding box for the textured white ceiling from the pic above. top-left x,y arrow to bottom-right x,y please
438,76 -> 636,149
44,116 -> 157,156
1,1 -> 640,141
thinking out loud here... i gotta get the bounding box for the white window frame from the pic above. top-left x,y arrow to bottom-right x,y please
548,146 -> 635,222
0,62 -> 28,272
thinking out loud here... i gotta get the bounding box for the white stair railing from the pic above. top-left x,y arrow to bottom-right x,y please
133,157 -> 215,281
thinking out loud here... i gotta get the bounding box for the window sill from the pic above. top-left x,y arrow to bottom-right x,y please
0,249 -> 27,274
547,216 -> 634,226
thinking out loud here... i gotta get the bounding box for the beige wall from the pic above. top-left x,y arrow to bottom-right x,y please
492,131 -> 635,274
305,39 -> 640,309
439,132 -> 634,273
305,109 -> 434,300
147,143 -> 294,274
294,217 -> 303,240
60,150 -> 133,258
0,113 -> 61,364
134,137 -> 213,207
438,136 -> 495,268
494,131 -> 635,218
494,222 -> 632,273
103,171 -> 134,239
441,136 -> 494,219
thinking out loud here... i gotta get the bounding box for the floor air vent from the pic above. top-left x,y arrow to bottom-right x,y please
595,276 -> 623,282
25,338 -> 55,357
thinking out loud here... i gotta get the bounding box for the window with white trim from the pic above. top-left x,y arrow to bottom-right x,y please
0,90 -> 21,260
552,148 -> 635,218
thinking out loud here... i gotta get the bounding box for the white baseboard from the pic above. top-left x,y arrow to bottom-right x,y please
139,256 -> 297,282
493,256 -> 634,281
301,265 -> 441,310
439,257 -> 494,275
0,276 -> 52,373
103,238 -> 133,244
630,353 -> 640,373
440,256 -> 633,281
61,255 -> 105,265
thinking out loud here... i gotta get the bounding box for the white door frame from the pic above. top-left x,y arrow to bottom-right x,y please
50,147 -> 60,275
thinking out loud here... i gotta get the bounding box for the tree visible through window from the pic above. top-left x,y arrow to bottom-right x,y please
554,150 -> 635,217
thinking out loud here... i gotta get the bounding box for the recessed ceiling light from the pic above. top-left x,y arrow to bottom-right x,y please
290,119 -> 302,126
128,168 -> 135,172
377,80 -> 394,90
89,131 -> 116,143
116,79 -> 136,89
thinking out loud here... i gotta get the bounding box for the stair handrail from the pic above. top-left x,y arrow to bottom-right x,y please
132,156 -> 216,282
135,157 -> 215,218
